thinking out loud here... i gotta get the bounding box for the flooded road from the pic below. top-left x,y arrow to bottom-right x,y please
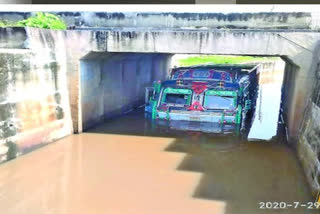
88,109 -> 315,214
0,109 -> 316,214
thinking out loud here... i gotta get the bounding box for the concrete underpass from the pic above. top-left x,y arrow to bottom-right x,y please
80,52 -> 172,130
1,10 -> 320,214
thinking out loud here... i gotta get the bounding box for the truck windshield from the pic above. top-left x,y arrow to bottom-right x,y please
161,88 -> 192,106
204,95 -> 235,110
164,94 -> 190,105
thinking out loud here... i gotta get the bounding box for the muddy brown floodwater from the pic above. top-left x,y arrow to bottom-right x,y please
0,109 -> 317,214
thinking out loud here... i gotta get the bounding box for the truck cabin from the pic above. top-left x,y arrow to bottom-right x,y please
145,64 -> 254,125
158,86 -> 238,112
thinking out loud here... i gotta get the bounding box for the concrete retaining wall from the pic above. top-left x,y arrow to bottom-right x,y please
0,27 -> 98,162
298,102 -> 320,196
0,11 -> 316,30
296,43 -> 320,196
0,48 -> 73,163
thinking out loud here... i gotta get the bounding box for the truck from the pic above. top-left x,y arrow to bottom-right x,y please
145,64 -> 257,134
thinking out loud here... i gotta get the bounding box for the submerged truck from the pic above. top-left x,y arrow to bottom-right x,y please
145,64 -> 257,133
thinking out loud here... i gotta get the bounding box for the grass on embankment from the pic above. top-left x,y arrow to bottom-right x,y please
0,12 -> 66,30
177,55 -> 278,67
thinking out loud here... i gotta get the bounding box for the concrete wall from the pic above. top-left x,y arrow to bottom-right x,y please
80,53 -> 171,130
0,28 -> 27,49
0,27 -> 100,162
67,12 -> 313,29
0,11 -> 317,30
298,102 -> 320,196
296,42 -> 320,196
0,48 -> 73,163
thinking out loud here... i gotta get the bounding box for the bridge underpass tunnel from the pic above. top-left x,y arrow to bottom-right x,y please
80,52 -> 173,131
81,52 -> 286,141
79,53 -> 317,214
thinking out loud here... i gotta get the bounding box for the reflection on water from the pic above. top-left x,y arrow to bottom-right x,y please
88,108 -> 241,138
86,108 -> 316,214
155,117 -> 240,136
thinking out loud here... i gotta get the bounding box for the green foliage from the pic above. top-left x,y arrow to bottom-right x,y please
17,12 -> 66,30
0,12 -> 66,30
177,55 -> 277,67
